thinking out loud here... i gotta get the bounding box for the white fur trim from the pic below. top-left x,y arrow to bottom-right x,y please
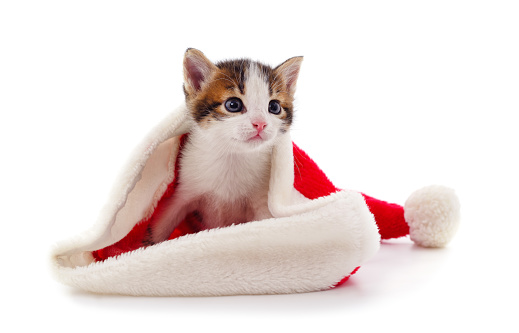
52,190 -> 379,296
50,104 -> 380,295
404,185 -> 461,248
52,105 -> 191,266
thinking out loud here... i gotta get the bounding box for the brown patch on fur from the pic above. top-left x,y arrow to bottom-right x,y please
216,59 -> 251,94
187,60 -> 249,126
185,56 -> 298,129
188,72 -> 241,127
269,75 -> 295,128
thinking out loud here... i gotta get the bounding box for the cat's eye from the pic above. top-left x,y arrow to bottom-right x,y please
225,98 -> 243,113
268,100 -> 281,115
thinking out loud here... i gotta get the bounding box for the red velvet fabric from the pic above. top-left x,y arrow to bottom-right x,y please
292,143 -> 409,239
93,141 -> 410,265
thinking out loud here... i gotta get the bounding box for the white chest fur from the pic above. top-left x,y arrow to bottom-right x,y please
175,133 -> 273,228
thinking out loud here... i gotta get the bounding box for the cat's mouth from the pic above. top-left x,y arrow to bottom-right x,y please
231,133 -> 271,149
247,133 -> 267,143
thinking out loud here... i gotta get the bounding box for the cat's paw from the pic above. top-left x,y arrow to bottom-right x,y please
142,226 -> 158,247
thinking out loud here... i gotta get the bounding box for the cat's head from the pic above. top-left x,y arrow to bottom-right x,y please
182,48 -> 302,152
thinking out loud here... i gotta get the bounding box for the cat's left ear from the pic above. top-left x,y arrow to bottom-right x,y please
274,56 -> 303,95
183,48 -> 218,95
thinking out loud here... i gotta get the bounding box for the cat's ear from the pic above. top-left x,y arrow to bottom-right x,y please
274,56 -> 303,95
183,48 -> 217,95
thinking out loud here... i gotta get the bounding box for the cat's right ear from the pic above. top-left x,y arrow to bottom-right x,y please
183,48 -> 217,95
274,56 -> 303,96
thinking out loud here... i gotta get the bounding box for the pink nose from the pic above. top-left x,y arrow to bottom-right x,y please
252,121 -> 267,134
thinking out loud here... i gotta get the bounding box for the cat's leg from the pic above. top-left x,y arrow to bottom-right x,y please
252,206 -> 273,221
251,195 -> 273,222
144,193 -> 194,245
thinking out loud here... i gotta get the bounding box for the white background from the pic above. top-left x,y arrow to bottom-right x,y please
1,0 -> 518,332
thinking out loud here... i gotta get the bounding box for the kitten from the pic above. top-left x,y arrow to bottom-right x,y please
145,49 -> 303,245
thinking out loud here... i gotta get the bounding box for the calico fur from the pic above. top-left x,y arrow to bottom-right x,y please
145,49 -> 303,244
187,56 -> 296,130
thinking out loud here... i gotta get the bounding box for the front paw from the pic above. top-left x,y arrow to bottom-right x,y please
142,226 -> 157,247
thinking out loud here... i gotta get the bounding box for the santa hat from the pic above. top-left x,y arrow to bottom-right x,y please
51,104 -> 460,296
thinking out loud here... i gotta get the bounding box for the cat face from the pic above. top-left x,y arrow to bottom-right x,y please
182,49 -> 303,152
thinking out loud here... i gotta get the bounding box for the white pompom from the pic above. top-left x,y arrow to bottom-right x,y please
404,185 -> 461,248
